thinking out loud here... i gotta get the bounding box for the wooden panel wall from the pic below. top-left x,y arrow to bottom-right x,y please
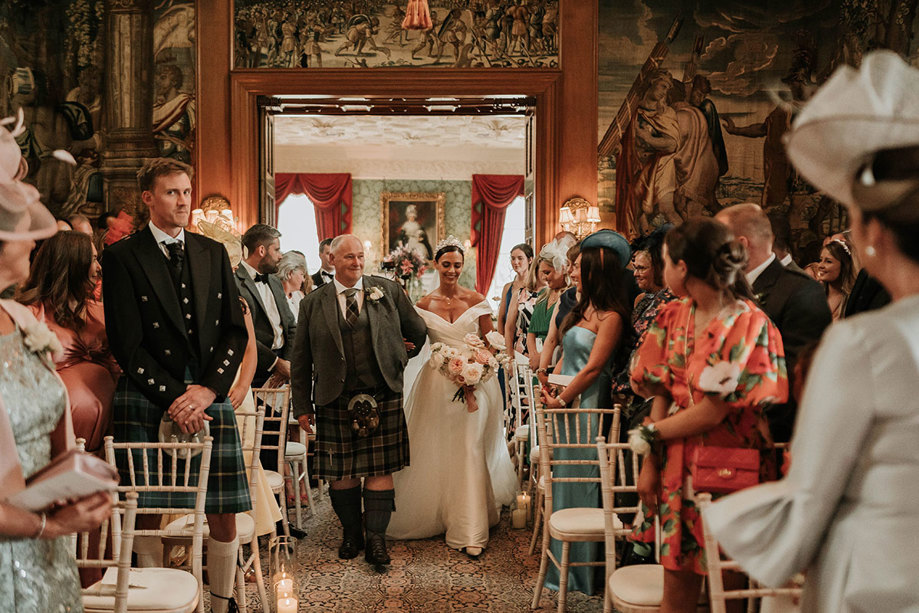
196,0 -> 598,248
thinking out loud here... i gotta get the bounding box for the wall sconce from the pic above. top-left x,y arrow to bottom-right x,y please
559,197 -> 600,240
194,195 -> 240,236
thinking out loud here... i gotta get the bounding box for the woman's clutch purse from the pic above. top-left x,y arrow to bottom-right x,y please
6,449 -> 119,511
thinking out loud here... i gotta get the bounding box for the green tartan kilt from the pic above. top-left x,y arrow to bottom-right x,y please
112,377 -> 251,514
316,390 -> 409,480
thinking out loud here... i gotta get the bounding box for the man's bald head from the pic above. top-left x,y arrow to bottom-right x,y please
329,234 -> 365,286
715,203 -> 774,270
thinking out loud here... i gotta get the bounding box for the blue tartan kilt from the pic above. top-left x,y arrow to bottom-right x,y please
316,390 -> 409,480
112,377 -> 251,514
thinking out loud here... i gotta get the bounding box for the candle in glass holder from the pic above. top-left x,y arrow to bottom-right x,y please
511,507 -> 527,529
516,492 -> 530,514
276,577 -> 293,597
277,596 -> 298,613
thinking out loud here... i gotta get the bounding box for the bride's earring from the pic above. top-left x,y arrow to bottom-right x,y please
865,245 -> 877,257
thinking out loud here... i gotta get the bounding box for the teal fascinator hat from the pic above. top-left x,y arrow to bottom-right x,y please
579,229 -> 631,269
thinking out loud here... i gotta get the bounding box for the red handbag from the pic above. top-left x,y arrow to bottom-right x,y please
691,446 -> 760,494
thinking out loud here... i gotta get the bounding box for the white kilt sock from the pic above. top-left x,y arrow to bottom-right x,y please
207,535 -> 239,613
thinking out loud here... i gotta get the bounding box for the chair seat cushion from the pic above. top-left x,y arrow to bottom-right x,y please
547,507 -> 621,539
609,564 -> 664,606
515,424 -> 529,441
83,566 -> 199,613
285,441 -> 306,457
530,445 -> 540,463
165,512 -> 256,542
265,469 -> 284,491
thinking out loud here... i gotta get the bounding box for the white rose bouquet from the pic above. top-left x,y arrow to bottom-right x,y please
427,332 -> 509,412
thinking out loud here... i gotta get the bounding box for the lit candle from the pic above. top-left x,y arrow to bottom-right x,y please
511,508 -> 527,529
516,492 -> 529,513
277,596 -> 298,613
276,577 -> 293,597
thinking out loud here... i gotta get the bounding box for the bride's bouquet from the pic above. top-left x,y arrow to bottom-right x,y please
428,332 -> 510,412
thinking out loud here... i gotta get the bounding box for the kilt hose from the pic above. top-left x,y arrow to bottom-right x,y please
113,377 -> 252,514
316,389 -> 409,481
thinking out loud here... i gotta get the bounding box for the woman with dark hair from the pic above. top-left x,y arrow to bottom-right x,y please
705,51 -> 919,612
628,217 -> 787,611
537,229 -> 632,596
613,229 -> 676,405
389,238 -> 516,558
505,251 -> 547,357
16,231 -> 119,454
497,242 -> 533,334
816,238 -> 856,320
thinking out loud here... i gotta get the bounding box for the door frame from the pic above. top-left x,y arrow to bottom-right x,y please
228,69 -> 562,245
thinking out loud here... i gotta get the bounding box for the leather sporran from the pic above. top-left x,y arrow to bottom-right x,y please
691,446 -> 760,494
158,414 -> 210,459
347,393 -> 380,437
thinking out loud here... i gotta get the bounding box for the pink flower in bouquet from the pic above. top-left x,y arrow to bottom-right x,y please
474,348 -> 492,365
464,333 -> 485,349
461,362 -> 484,386
400,260 -> 414,275
448,357 -> 465,376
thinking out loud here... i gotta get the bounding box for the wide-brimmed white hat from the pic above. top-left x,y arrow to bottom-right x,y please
785,50 -> 919,211
0,110 -> 57,242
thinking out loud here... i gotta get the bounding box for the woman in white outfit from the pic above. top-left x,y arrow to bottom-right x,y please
704,51 -> 919,613
389,237 -> 517,558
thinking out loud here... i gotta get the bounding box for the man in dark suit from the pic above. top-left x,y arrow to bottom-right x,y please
102,158 -> 249,613
716,203 -> 832,441
235,224 -> 297,387
291,234 -> 427,572
310,237 -> 335,290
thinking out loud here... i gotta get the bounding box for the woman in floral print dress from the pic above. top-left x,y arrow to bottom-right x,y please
629,218 -> 788,612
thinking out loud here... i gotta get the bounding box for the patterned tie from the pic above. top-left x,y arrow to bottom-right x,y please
164,241 -> 184,279
344,288 -> 360,327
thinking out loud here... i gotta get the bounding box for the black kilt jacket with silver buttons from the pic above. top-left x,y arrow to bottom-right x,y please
102,226 -> 248,408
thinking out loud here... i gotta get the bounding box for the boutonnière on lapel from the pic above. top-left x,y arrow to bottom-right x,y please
365,287 -> 385,302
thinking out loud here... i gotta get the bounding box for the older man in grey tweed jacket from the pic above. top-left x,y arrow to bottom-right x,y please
291,234 -> 426,571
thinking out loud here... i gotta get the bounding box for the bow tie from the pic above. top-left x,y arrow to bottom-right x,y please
254,273 -> 270,284
321,270 -> 333,278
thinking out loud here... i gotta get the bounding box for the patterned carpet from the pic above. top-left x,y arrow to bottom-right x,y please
233,490 -> 605,612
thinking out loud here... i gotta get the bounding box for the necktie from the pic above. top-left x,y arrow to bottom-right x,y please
164,241 -> 184,278
344,288 -> 359,326
254,273 -> 270,284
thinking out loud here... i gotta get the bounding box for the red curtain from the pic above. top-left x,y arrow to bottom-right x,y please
470,174 -> 524,295
275,173 -> 353,240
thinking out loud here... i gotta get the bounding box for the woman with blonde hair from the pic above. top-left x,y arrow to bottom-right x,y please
526,240 -> 569,370
505,247 -> 546,357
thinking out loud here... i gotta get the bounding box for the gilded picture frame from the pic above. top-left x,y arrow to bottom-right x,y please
380,192 -> 446,261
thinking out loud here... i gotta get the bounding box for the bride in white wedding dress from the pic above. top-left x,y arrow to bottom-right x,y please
388,239 -> 517,557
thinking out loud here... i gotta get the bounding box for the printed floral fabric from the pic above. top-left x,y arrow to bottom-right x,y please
629,298 -> 788,574
613,288 -> 676,395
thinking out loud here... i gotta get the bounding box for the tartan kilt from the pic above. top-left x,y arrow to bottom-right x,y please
112,377 -> 252,514
316,390 -> 409,480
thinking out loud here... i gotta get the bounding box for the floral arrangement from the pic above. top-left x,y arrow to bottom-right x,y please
428,333 -> 509,412
382,245 -> 428,279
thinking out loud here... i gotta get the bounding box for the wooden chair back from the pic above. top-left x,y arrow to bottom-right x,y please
252,386 -> 291,470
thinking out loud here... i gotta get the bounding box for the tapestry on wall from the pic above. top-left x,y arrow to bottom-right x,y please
234,0 -> 559,68
0,0 -> 195,218
598,0 -> 919,263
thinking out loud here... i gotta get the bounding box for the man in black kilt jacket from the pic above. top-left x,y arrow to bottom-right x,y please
291,234 -> 427,572
102,158 -> 249,613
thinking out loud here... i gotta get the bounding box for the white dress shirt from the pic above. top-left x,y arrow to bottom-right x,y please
240,260 -> 285,350
780,253 -> 794,267
745,252 -> 776,286
319,268 -> 335,284
148,221 -> 186,257
333,276 -> 364,318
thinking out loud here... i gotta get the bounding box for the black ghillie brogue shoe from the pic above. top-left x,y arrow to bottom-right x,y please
338,534 -> 364,560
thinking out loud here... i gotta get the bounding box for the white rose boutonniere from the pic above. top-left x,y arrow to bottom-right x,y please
22,321 -> 63,368
365,286 -> 385,302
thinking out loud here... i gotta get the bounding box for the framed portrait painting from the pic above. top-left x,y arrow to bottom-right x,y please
380,192 -> 446,261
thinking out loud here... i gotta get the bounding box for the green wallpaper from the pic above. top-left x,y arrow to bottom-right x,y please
353,179 -> 476,289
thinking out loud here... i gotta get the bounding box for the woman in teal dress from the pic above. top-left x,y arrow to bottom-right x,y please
538,230 -> 633,596
526,239 -> 570,370
0,117 -> 113,612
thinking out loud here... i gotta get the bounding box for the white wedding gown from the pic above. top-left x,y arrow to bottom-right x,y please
388,301 -> 517,551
